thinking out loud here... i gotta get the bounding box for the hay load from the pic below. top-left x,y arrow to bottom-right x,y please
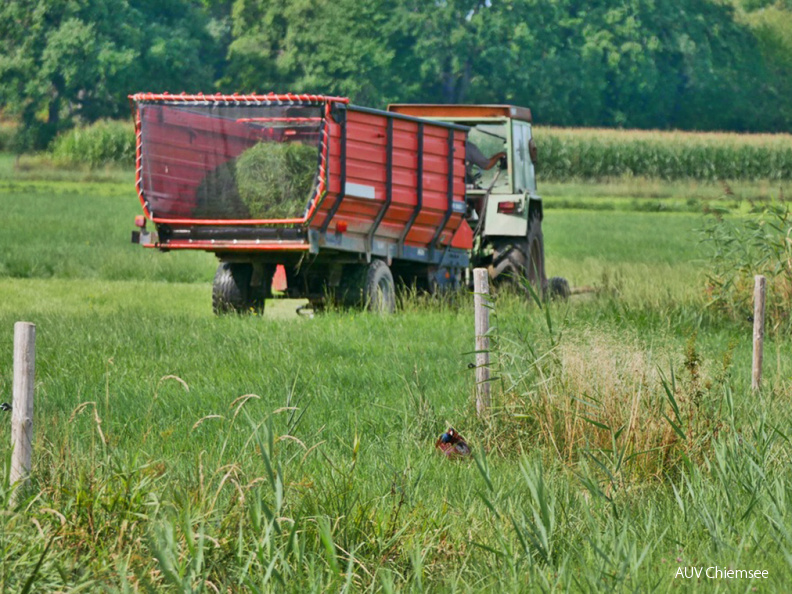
194,141 -> 318,219
193,160 -> 246,219
236,141 -> 318,218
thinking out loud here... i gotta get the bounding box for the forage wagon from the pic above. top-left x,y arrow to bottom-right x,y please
129,92 -> 555,313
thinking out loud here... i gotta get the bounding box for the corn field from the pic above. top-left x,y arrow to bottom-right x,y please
534,127 -> 792,182
42,120 -> 792,183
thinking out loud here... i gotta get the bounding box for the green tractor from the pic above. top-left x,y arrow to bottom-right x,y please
389,104 -> 568,298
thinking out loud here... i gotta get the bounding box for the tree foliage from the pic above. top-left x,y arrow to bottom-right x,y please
1,0 -> 792,149
0,0 -> 221,149
738,0 -> 792,129
225,0 -> 405,104
225,0 -> 787,131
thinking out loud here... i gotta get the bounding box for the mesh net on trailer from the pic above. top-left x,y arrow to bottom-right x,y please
138,103 -> 323,221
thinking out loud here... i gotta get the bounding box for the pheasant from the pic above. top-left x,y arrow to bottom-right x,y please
435,427 -> 471,458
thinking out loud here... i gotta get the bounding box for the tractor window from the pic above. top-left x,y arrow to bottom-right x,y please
512,121 -> 536,193
466,124 -> 509,192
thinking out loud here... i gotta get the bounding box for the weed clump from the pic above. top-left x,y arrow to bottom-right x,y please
479,284 -> 733,481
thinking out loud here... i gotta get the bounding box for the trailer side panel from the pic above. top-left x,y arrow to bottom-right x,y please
314,106 -> 472,253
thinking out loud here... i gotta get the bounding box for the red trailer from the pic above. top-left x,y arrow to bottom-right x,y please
130,93 -> 551,313
130,93 -> 472,313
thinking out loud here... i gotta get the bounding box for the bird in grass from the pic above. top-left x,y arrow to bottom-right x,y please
0,403 -> 10,413
435,427 -> 471,458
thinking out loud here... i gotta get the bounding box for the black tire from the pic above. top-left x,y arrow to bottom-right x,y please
212,262 -> 267,315
526,214 -> 546,291
548,276 -> 571,300
364,260 -> 396,314
335,264 -> 368,308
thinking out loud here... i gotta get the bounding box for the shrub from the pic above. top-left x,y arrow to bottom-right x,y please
0,121 -> 17,151
50,119 -> 135,168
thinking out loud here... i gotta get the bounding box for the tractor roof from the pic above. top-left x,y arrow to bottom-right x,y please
387,104 -> 532,123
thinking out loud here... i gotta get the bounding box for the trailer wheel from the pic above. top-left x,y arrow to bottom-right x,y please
335,265 -> 367,307
364,260 -> 396,314
212,263 -> 266,315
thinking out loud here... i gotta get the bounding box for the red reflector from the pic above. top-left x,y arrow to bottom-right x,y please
497,201 -> 519,214
336,221 -> 348,233
134,215 -> 147,228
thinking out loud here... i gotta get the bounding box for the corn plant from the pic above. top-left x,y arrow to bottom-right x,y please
535,126 -> 792,182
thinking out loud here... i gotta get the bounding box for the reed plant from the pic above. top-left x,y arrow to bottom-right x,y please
701,199 -> 792,332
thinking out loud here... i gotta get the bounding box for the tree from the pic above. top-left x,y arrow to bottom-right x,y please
0,0 -> 223,149
225,0 -> 404,105
494,0 -> 772,130
1,0 -> 790,143
391,0 -> 494,104
738,1 -> 792,129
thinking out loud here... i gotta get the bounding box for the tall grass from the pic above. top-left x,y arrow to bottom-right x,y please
493,304 -> 733,479
1,290 -> 789,590
535,126 -> 792,182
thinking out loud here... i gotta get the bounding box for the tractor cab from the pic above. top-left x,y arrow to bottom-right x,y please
387,104 -> 537,197
387,104 -> 541,250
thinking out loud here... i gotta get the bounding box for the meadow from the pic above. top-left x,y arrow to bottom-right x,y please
0,154 -> 791,591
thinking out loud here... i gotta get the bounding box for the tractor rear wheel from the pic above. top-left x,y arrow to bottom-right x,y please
212,262 -> 268,315
526,215 -> 546,292
488,216 -> 546,294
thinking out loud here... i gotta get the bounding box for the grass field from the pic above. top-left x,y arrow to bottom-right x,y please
1,155 -> 791,591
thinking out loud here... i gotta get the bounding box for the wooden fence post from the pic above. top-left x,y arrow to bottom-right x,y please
752,275 -> 766,393
474,269 -> 491,415
10,322 -> 35,502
